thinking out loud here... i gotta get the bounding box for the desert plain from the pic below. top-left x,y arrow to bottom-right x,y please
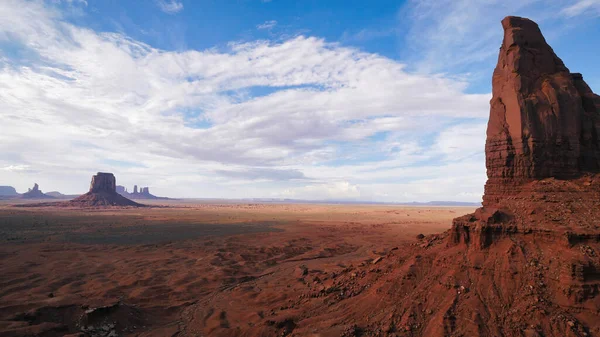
0,200 -> 472,337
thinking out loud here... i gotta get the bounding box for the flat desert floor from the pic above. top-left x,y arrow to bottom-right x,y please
0,201 -> 475,337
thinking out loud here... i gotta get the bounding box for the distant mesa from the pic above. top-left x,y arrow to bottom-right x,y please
46,191 -> 80,199
21,183 -> 54,199
0,186 -> 18,196
1,185 -> 77,200
45,191 -> 64,198
117,184 -> 171,200
67,172 -> 144,207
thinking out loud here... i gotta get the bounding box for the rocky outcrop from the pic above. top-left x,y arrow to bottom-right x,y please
484,16 -> 600,206
451,16 -> 600,240
21,183 -> 54,199
432,17 -> 600,336
89,173 -> 117,193
69,173 -> 142,207
117,184 -> 169,200
116,185 -> 127,195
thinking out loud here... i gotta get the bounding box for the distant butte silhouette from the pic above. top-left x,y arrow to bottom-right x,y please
68,172 -> 143,207
21,183 -> 54,199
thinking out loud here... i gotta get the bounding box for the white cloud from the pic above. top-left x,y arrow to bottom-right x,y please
156,0 -> 183,14
0,0 -> 494,200
282,181 -> 361,200
434,123 -> 486,159
1,165 -> 35,172
257,20 -> 277,30
401,0 -> 587,75
561,0 -> 600,17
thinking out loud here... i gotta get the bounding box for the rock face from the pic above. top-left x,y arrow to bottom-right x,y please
21,183 -> 54,199
484,16 -> 600,206
90,173 -> 117,193
69,173 -> 142,207
433,17 -> 600,336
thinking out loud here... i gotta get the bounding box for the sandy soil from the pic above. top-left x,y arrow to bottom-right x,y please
0,201 -> 473,337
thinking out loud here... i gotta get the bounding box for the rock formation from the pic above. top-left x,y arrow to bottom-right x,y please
116,185 -> 127,195
451,16 -> 600,243
426,16 -> 600,336
483,16 -> 600,206
89,173 -> 116,193
117,184 -> 169,200
0,186 -> 18,196
68,173 -> 143,207
21,183 -> 54,199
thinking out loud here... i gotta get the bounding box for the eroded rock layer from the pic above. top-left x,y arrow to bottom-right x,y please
90,172 -> 117,193
484,16 -> 600,206
435,17 -> 600,336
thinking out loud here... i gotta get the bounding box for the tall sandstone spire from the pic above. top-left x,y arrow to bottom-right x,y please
484,16 -> 600,206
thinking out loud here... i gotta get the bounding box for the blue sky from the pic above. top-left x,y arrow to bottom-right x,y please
0,0 -> 599,201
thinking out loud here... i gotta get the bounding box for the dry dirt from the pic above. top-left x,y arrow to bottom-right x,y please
0,201 -> 469,337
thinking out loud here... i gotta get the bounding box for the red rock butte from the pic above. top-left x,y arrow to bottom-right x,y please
484,16 -> 600,206
415,18 -> 600,337
451,16 -> 600,250
69,172 -> 143,207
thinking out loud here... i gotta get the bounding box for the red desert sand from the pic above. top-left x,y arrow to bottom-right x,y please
1,16 -> 600,337
0,203 -> 463,337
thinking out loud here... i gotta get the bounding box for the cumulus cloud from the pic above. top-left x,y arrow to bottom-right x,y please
156,0 -> 183,14
0,0 -> 494,200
